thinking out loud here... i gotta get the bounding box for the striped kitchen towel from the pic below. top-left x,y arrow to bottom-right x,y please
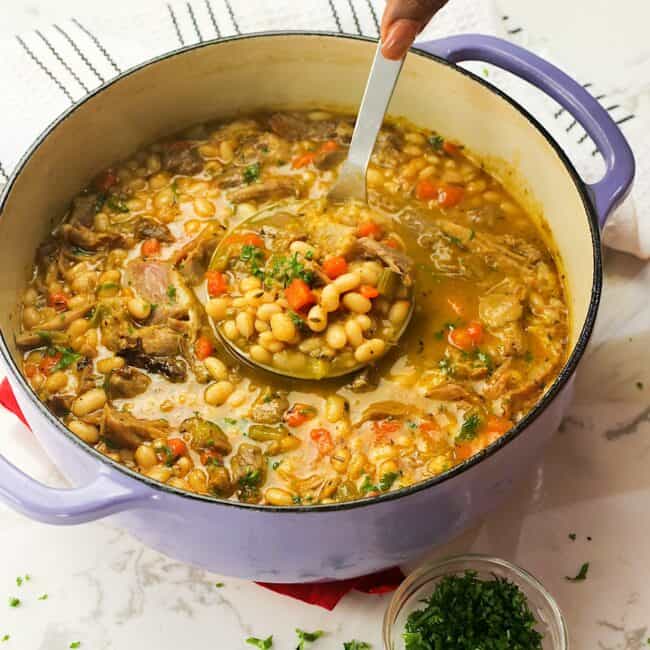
0,0 -> 646,257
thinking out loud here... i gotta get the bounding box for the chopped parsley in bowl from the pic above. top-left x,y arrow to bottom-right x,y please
383,555 -> 567,650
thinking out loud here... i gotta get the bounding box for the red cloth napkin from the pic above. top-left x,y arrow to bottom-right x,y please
0,378 -> 403,609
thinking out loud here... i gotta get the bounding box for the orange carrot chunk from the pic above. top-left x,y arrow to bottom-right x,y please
310,428 -> 334,455
206,270 -> 229,297
359,285 -> 379,299
357,220 -> 383,239
194,336 -> 214,361
141,238 -> 161,257
322,256 -> 348,279
285,278 -> 316,311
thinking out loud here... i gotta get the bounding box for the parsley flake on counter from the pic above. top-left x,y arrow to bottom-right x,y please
7,598 -> 20,608
295,629 -> 324,649
246,636 -> 273,649
70,643 -> 81,649
343,642 -> 371,650
636,381 -> 644,390
38,594 -> 48,601
565,562 -> 589,582
15,577 -> 22,587
568,533 -> 576,541
402,570 -> 542,650
1,635 -> 8,642
214,582 -> 224,588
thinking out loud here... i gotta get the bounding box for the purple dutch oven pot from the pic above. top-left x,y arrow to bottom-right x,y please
0,34 -> 634,582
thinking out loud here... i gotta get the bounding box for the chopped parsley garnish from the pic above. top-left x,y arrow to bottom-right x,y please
458,413 -> 481,441
38,594 -> 48,600
403,571 -> 542,649
8,598 -> 20,608
568,533 -> 577,541
156,444 -> 175,467
267,253 -> 313,288
379,472 -> 399,491
565,562 -> 589,582
15,577 -> 22,587
1,635 -> 9,642
214,582 -> 224,588
97,282 -> 120,292
70,643 -> 81,649
292,495 -> 302,504
636,381 -> 644,390
360,475 -> 378,494
239,469 -> 261,487
344,642 -> 371,650
438,358 -> 452,375
52,346 -> 82,372
475,350 -> 494,373
246,636 -> 272,649
224,417 -> 238,426
295,629 -> 324,649
37,331 -> 53,345
166,284 -> 177,303
428,135 -> 444,150
407,421 -> 418,430
105,195 -> 129,213
240,245 -> 266,280
243,163 -> 261,184
171,179 -> 179,202
288,311 -> 307,330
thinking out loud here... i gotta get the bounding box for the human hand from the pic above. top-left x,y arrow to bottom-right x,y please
381,0 -> 450,60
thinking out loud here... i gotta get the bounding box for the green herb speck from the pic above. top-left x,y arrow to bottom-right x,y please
166,285 -> 177,303
457,413 -> 481,441
7,598 -> 19,608
295,629 -> 324,650
214,582 -> 224,588
246,635 -> 272,649
568,533 -> 576,541
243,163 -> 261,184
70,643 -> 81,649
344,642 -> 371,650
38,594 -> 48,601
428,135 -> 444,151
565,562 -> 589,582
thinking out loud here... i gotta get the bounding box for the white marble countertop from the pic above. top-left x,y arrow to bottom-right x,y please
1,1 -> 649,648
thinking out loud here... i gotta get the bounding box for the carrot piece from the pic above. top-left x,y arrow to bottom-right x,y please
284,278 -> 316,311
415,179 -> 439,201
205,270 -> 229,297
284,403 -> 317,428
24,363 -> 38,379
437,184 -> 464,208
47,292 -> 68,312
448,327 -> 475,352
93,169 -> 118,192
141,238 -> 161,257
419,421 -> 440,434
383,238 -> 400,249
319,140 -> 339,153
372,419 -> 402,438
39,353 -> 62,375
359,285 -> 379,299
291,152 -> 316,169
168,438 -> 187,458
322,256 -> 348,279
442,141 -> 460,156
310,428 -> 334,455
466,320 -> 484,345
194,336 -> 214,361
357,220 -> 383,239
223,232 -> 265,249
484,416 -> 513,436
455,441 -> 477,461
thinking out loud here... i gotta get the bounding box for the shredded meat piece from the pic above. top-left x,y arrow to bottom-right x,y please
161,144 -> 203,176
130,326 -> 181,356
126,260 -> 171,305
230,443 -> 266,503
172,223 -> 223,286
479,294 -> 523,329
61,223 -> 126,251
250,390 -> 289,424
314,148 -> 346,170
68,194 -> 98,227
268,112 -> 342,142
216,169 -> 245,189
117,341 -> 187,383
134,219 -> 174,243
357,237 -> 413,276
308,221 -> 357,258
425,383 -> 475,401
227,177 -> 298,204
102,406 -> 169,449
107,366 -> 151,398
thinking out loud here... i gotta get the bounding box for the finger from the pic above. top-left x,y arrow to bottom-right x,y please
380,0 -> 448,60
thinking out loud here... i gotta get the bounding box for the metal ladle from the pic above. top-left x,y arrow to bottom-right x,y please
206,42 -> 412,380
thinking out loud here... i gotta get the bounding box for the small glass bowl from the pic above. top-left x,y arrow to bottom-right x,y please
383,554 -> 568,650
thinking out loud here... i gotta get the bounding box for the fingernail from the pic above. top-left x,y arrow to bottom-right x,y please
381,19 -> 419,60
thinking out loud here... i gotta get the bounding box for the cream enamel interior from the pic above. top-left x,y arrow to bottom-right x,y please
0,33 -> 594,367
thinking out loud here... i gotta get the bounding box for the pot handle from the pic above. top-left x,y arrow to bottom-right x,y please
416,34 -> 635,226
0,452 -> 156,525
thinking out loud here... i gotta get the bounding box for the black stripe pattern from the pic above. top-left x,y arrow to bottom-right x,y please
0,161 -> 8,183
187,2 -> 203,42
16,35 -> 74,102
205,0 -> 222,37
35,29 -> 90,93
168,3 -> 185,46
71,18 -> 121,73
365,0 -> 380,34
346,0 -> 362,35
328,0 -> 343,32
224,0 -> 241,34
53,24 -> 105,83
